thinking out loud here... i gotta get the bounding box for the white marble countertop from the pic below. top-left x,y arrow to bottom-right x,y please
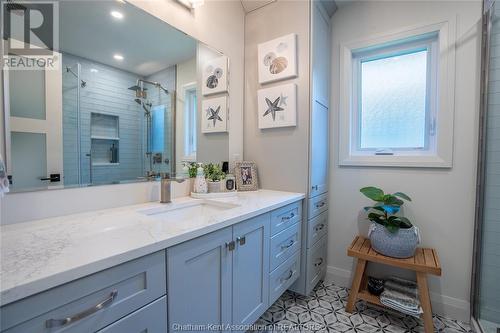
0,190 -> 304,306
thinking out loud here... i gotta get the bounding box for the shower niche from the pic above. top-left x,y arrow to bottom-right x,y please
91,113 -> 120,166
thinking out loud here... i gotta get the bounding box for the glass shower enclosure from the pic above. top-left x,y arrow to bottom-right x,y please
472,0 -> 500,332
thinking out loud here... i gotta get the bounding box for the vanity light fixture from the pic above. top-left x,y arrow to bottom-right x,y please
110,11 -> 124,19
176,0 -> 204,9
113,54 -> 124,61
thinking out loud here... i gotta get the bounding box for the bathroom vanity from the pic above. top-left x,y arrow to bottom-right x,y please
0,190 -> 304,332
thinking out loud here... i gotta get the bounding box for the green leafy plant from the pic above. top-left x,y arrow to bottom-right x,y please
203,163 -> 226,182
186,162 -> 198,178
360,186 -> 413,233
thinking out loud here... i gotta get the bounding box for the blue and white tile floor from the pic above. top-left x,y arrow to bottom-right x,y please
254,282 -> 472,333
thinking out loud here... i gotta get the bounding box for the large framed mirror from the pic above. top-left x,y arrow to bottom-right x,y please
1,0 -> 230,192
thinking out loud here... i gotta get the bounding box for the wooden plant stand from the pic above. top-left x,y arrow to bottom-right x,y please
346,236 -> 442,333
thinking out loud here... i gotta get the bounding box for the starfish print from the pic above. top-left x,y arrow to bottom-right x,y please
263,97 -> 284,121
279,93 -> 288,106
207,106 -> 223,126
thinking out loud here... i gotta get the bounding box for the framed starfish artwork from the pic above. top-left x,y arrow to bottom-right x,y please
257,83 -> 297,129
201,96 -> 228,133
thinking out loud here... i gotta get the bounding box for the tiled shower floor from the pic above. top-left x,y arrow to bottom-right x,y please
254,282 -> 472,332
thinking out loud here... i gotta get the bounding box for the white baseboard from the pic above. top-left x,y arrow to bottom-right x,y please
325,265 -> 471,323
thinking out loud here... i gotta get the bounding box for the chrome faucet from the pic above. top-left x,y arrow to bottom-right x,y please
160,175 -> 185,203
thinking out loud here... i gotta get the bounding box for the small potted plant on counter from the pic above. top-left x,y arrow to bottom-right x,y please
360,186 -> 420,258
204,163 -> 226,193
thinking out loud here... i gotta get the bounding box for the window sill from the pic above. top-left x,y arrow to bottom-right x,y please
339,154 -> 452,168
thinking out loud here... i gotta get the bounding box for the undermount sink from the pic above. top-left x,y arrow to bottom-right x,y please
138,200 -> 239,223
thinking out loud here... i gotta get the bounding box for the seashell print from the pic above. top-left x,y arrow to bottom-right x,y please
263,52 -> 276,66
214,67 -> 223,79
206,75 -> 219,89
277,42 -> 288,52
269,57 -> 288,74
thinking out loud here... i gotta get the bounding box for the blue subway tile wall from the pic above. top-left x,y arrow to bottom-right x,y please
62,54 -> 175,185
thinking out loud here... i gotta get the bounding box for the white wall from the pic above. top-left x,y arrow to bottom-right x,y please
327,1 -> 482,322
0,0 -> 245,224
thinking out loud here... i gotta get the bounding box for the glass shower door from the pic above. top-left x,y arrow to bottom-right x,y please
473,1 -> 500,332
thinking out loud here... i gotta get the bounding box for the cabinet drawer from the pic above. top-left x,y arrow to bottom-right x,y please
271,201 -> 301,236
306,235 -> 327,293
97,296 -> 167,333
1,251 -> 166,333
307,211 -> 328,248
308,193 -> 328,219
270,222 -> 301,271
269,251 -> 300,305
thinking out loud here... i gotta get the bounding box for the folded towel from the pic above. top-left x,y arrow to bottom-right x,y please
0,154 -> 9,197
380,276 -> 422,317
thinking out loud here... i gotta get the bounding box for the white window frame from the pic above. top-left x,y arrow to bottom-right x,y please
182,82 -> 197,162
338,20 -> 456,168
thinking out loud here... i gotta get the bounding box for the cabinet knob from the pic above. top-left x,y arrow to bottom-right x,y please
225,241 -> 235,251
236,236 -> 246,246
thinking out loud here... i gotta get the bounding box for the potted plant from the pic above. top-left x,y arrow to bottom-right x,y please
360,186 -> 420,258
203,163 -> 226,193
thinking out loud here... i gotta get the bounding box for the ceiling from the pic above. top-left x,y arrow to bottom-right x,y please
240,0 -> 276,13
59,1 -> 197,76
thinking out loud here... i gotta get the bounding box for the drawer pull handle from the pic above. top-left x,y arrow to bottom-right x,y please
315,201 -> 326,209
45,290 -> 118,328
312,185 -> 318,191
315,224 -> 325,232
280,270 -> 295,283
281,239 -> 295,250
281,212 -> 295,222
314,258 -> 324,267
236,236 -> 246,246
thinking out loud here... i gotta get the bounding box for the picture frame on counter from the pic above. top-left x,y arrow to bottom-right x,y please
234,161 -> 259,191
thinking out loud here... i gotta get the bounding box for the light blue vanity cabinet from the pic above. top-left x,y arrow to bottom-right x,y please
167,213 -> 272,332
0,251 -> 166,333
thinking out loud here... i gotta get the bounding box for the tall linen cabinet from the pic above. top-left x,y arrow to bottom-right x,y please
290,1 -> 332,296
243,0 -> 333,296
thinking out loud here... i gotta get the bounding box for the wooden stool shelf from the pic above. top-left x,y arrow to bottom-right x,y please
346,236 -> 442,333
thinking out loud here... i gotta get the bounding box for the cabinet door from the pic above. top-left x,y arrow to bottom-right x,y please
232,214 -> 270,326
167,227 -> 232,333
310,100 -> 329,198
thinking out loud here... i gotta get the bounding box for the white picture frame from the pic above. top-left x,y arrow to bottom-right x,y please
257,83 -> 297,129
201,96 -> 228,133
202,55 -> 228,96
258,33 -> 298,84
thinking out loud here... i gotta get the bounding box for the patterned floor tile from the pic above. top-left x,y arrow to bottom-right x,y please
254,281 -> 472,333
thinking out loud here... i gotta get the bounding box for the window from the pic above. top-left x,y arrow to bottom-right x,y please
184,86 -> 197,160
339,21 -> 455,167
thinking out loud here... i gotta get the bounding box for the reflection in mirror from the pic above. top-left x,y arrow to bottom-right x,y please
2,0 -> 229,192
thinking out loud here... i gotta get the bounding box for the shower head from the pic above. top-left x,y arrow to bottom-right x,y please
128,85 -> 142,91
